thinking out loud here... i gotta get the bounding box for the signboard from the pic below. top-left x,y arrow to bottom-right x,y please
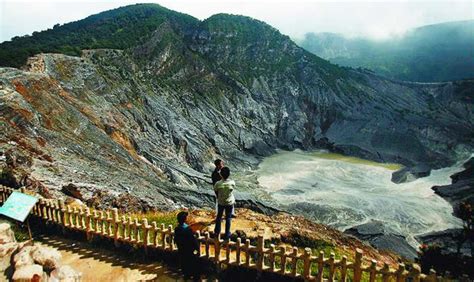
0,191 -> 38,222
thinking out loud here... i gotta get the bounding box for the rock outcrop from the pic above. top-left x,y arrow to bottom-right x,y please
432,157 -> 474,212
391,164 -> 431,184
416,229 -> 471,257
344,220 -> 418,260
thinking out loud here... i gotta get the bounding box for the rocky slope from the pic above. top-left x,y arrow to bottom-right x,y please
433,157 -> 474,210
0,4 -> 473,213
416,158 -> 474,256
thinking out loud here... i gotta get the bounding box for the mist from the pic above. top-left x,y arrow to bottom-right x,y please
1,0 -> 472,43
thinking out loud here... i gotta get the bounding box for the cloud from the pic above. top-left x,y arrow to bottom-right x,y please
1,0 -> 472,43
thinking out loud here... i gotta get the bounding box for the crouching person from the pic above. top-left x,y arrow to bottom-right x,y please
214,167 -> 235,240
174,211 -> 200,279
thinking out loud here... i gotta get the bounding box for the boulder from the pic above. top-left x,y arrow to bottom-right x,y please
432,157 -> 474,215
451,157 -> 474,184
50,265 -> 82,282
416,228 -> 471,257
0,242 -> 19,274
344,220 -> 417,259
12,264 -> 43,282
61,183 -> 84,200
13,246 -> 35,268
0,223 -> 16,244
391,164 -> 431,184
31,245 -> 62,270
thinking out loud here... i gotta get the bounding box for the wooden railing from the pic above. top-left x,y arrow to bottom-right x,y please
0,185 -> 466,281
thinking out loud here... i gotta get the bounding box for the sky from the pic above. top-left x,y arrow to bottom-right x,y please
0,0 -> 473,43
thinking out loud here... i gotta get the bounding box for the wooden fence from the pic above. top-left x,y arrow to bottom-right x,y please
0,185 -> 466,281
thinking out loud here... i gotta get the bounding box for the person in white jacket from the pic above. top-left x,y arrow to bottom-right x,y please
213,167 -> 235,239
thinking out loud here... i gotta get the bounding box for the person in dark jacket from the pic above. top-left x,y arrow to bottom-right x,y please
174,211 -> 200,279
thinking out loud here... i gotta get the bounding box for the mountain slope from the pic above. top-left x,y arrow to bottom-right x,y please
0,4 -> 473,212
0,4 -> 198,68
298,20 -> 474,82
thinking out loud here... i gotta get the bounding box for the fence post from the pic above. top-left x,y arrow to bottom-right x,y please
167,225 -> 173,250
291,247 -> 298,277
410,263 -> 421,282
245,239 -> 251,267
204,232 -> 210,258
328,252 -> 336,281
340,256 -> 348,282
196,231 -> 202,256
316,251 -> 324,282
151,222 -> 158,248
214,233 -> 221,263
121,216 -> 127,240
381,263 -> 390,282
58,200 -> 66,233
85,207 -> 92,241
426,269 -> 437,282
269,244 -> 276,272
142,218 -> 149,253
134,219 -> 141,243
161,223 -> 166,249
225,240 -> 230,264
106,211 -> 112,237
236,237 -> 241,265
303,247 -> 312,280
396,263 -> 406,282
79,207 -> 85,230
279,246 -> 286,274
113,208 -> 119,247
353,248 -> 363,282
256,235 -> 264,271
369,259 -> 377,282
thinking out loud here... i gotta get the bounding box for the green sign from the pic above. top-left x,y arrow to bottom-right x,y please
0,191 -> 38,222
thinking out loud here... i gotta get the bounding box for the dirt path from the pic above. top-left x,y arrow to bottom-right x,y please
36,235 -> 185,282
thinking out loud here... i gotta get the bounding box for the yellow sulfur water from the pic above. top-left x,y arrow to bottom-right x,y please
309,151 -> 403,171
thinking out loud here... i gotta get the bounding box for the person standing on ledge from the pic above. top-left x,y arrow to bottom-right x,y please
213,167 -> 235,240
174,211 -> 200,279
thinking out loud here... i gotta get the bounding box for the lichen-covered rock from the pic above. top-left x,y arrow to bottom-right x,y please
50,265 -> 82,282
12,264 -> 43,282
31,245 -> 62,270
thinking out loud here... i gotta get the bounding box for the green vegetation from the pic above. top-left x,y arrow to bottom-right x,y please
0,4 -> 198,68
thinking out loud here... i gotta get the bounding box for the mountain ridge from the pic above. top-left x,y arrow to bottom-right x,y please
297,20 -> 474,82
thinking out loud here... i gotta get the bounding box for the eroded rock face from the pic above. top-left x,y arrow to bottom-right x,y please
0,14 -> 472,211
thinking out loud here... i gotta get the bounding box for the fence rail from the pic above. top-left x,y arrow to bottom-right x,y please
0,185 -> 466,281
